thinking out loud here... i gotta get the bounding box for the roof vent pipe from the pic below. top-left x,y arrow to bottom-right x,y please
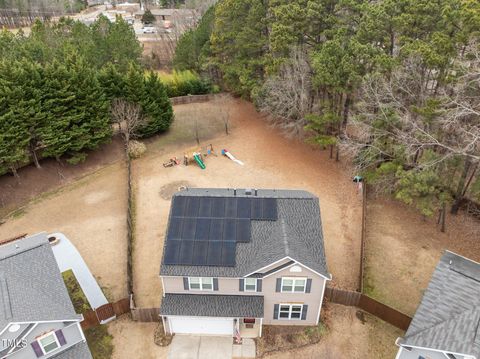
255,189 -> 258,196
234,189 -> 237,196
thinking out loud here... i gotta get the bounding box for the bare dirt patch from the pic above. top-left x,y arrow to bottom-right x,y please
159,180 -> 192,200
0,137 -> 123,218
133,98 -> 363,307
365,196 -> 480,315
0,163 -> 128,301
264,304 -> 403,359
108,315 -> 167,359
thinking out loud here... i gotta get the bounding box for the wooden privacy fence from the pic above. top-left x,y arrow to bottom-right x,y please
131,308 -> 161,322
170,94 -> 217,105
81,298 -> 131,330
130,294 -> 161,322
324,287 -> 412,331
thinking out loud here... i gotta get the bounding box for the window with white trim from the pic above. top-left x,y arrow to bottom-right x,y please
279,304 -> 303,320
38,332 -> 60,354
244,278 -> 257,292
188,277 -> 213,290
281,278 -> 306,293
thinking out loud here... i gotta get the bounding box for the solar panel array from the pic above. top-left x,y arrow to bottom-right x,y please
164,196 -> 278,267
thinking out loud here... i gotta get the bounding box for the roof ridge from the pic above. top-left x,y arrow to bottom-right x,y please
280,219 -> 289,256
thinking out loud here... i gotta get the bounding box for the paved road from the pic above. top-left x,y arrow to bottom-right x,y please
50,232 -> 108,310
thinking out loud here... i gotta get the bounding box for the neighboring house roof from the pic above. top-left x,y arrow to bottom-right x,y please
0,232 -> 82,330
160,188 -> 330,278
160,294 -> 264,318
401,251 -> 480,357
52,341 -> 92,359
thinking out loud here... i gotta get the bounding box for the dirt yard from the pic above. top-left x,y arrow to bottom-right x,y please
108,316 -> 167,359
0,163 -> 128,301
132,98 -> 363,307
3,96 -> 477,357
364,196 -> 480,315
265,304 -> 402,359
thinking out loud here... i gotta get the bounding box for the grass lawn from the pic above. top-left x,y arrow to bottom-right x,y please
62,270 -> 114,359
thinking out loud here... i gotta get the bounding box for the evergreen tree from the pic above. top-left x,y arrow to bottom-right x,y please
138,72 -> 174,137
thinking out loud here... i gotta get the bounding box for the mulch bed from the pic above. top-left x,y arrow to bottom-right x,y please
255,304 -> 332,357
154,321 -> 173,347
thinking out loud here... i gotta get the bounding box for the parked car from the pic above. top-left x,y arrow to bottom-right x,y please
142,26 -> 156,34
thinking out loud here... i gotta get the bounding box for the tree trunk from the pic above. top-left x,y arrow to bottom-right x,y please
31,148 -> 41,169
335,145 -> 339,162
329,144 -> 333,159
342,93 -> 351,129
440,202 -> 446,233
451,158 -> 472,214
10,165 -> 19,179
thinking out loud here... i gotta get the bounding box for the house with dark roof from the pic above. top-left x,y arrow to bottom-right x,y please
0,233 -> 92,359
159,188 -> 331,338
395,251 -> 480,359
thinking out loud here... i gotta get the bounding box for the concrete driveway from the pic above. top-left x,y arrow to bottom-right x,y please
168,336 -> 233,359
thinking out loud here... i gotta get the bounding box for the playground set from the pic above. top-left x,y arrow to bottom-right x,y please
162,144 -> 244,170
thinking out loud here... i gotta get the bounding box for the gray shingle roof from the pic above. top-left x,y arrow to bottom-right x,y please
402,251 -> 480,356
0,233 -> 81,330
160,294 -> 264,318
160,188 -> 330,278
52,341 -> 92,359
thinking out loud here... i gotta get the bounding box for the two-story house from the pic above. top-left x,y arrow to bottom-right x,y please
395,251 -> 480,359
0,233 -> 92,359
159,188 -> 331,338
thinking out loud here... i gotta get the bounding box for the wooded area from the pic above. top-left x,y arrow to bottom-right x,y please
174,0 -> 480,221
0,16 -> 173,177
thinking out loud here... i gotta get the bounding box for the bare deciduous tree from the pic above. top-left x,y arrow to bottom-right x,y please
258,47 -> 313,138
214,93 -> 232,134
110,98 -> 145,155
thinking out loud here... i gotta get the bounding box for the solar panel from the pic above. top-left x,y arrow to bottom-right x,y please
178,240 -> 194,264
236,219 -> 251,242
181,218 -> 197,240
172,196 -> 187,217
237,197 -> 251,218
192,241 -> 208,265
263,198 -> 278,220
221,242 -> 236,266
165,195 -> 278,267
198,198 -> 212,217
185,197 -> 200,217
195,218 -> 211,241
167,217 -> 183,240
223,219 -> 236,241
163,240 -> 181,265
251,198 -> 263,219
225,197 -> 237,218
209,218 -> 224,241
211,197 -> 226,217
206,241 -> 223,266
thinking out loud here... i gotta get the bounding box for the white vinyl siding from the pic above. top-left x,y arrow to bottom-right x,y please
281,277 -> 306,293
188,277 -> 213,291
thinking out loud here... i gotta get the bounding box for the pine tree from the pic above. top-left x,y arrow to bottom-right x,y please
138,72 -> 174,137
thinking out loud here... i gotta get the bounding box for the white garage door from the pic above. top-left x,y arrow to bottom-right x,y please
169,316 -> 234,335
